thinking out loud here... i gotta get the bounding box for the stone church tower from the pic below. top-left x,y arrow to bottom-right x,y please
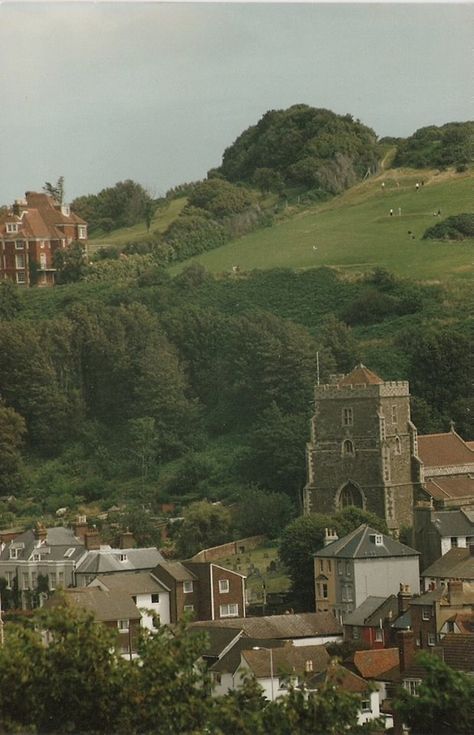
304,364 -> 418,530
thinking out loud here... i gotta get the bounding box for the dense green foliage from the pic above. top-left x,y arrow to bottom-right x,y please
72,180 -> 154,233
394,653 -> 474,735
393,121 -> 474,169
217,105 -> 380,195
279,509 -> 388,609
422,213 -> 474,241
0,604 -> 383,735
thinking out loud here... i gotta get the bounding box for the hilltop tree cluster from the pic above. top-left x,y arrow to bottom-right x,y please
393,121 -> 474,170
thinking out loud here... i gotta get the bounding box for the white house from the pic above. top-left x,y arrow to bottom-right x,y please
89,572 -> 170,630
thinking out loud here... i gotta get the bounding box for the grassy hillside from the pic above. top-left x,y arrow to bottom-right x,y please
171,168 -> 473,282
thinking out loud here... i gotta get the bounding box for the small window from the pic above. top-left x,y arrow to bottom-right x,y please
345,561 -> 351,576
151,593 -> 160,604
5,571 -> 14,589
183,580 -> 193,593
343,439 -> 355,456
219,603 -> 239,618
15,240 -> 24,250
447,621 -> 455,633
15,253 -> 25,269
33,553 -> 42,562
338,561 -> 343,576
404,679 -> 420,696
322,583 -> 328,599
58,572 -> 64,586
218,579 -> 229,593
78,225 -> 87,239
391,405 -> 398,425
184,604 -> 194,612
22,573 -> 29,590
450,537 -> 458,548
6,222 -> 19,233
361,698 -> 371,712
117,619 -> 129,631
422,607 -> 431,621
49,573 -> 57,590
319,560 -> 324,572
375,534 -> 383,546
395,436 -> 402,455
16,271 -> 26,284
119,553 -> 128,562
353,626 -> 360,640
342,407 -> 353,426
327,560 -> 331,573
9,547 -> 19,559
428,633 -> 436,646
375,629 -> 383,642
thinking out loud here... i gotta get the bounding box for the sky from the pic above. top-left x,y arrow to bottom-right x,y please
0,2 -> 472,204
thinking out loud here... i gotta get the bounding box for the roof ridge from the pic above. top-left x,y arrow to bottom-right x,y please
353,524 -> 370,557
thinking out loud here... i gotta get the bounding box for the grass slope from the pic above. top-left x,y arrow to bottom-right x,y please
172,168 -> 473,282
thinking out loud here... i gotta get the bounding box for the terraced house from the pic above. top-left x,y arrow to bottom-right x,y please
0,191 -> 87,286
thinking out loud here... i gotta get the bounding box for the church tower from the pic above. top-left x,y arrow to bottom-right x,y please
304,364 -> 418,530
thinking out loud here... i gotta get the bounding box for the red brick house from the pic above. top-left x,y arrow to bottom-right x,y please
0,191 -> 87,287
152,560 -> 246,623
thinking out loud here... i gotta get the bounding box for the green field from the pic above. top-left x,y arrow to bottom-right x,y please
172,168 -> 473,282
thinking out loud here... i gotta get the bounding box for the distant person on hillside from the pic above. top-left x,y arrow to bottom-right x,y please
415,182 -> 420,192
381,182 -> 385,191
438,208 -> 441,216
389,208 -> 393,216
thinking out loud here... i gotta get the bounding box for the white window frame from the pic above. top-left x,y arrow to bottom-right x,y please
428,633 -> 436,646
183,580 -> 193,593
78,225 -> 87,239
404,679 -> 420,696
49,572 -> 57,590
15,253 -> 25,269
219,603 -> 239,618
375,628 -> 383,642
117,619 -> 129,632
5,571 -> 14,589
15,240 -> 24,250
422,607 -> 431,621
119,553 -> 128,562
184,604 -> 194,612
16,271 -> 26,284
64,547 -> 75,558
218,579 -> 230,594
361,698 -> 371,712
6,223 -> 19,233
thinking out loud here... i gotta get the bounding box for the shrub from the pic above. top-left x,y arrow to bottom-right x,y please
422,213 -> 474,241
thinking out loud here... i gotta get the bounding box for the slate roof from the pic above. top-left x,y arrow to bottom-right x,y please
409,588 -> 444,606
210,637 -> 287,675
314,524 -> 419,559
353,648 -> 400,679
343,597 -> 390,626
429,509 -> 474,537
421,547 -> 474,581
75,547 -> 164,576
423,475 -> 474,501
337,364 -> 384,386
417,432 -> 474,469
191,612 -> 342,639
0,526 -> 85,563
189,626 -> 243,660
241,644 -> 329,679
47,587 -> 141,622
440,633 -> 474,672
91,572 -> 169,595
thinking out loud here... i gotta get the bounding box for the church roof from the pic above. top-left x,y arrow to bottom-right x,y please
337,364 -> 384,386
314,524 -> 419,559
417,432 -> 474,468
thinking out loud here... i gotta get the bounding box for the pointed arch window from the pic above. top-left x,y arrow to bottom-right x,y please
339,482 -> 363,509
342,439 -> 355,456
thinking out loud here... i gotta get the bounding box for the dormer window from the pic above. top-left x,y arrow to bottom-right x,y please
33,553 -> 42,561
342,439 -> 355,456
6,222 -> 19,234
119,553 -> 128,562
375,534 -> 383,545
9,547 -> 19,559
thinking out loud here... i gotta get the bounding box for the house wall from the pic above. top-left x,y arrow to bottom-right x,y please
134,591 -> 170,629
353,557 -> 420,610
357,691 -> 380,726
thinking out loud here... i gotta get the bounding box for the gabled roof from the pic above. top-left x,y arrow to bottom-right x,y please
0,526 -> 84,563
353,648 -> 400,679
343,595 -> 398,627
241,644 -> 329,679
337,364 -> 384,386
440,633 -> 474,671
210,637 -> 286,675
154,561 -> 197,582
445,612 -> 474,634
421,548 -> 474,581
314,524 -> 419,559
418,432 -> 474,469
189,626 -> 243,660
429,509 -> 474,537
423,475 -> 474,501
308,662 -> 369,693
47,587 -> 141,622
76,547 -> 164,576
191,612 -> 342,639
91,572 -> 168,595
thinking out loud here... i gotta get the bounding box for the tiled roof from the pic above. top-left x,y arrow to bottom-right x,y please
309,662 -> 369,693
191,612 -> 342,638
429,509 -> 474,536
154,561 -> 197,582
210,637 -> 286,675
314,524 -> 419,559
0,526 -> 85,562
189,626 -> 243,660
417,432 -> 474,468
440,633 -> 474,671
353,648 -> 400,679
0,191 -> 86,242
92,572 -> 168,595
47,587 -> 141,622
445,612 -> 474,634
423,475 -> 474,501
421,548 -> 474,581
337,364 -> 384,386
242,643 -> 329,679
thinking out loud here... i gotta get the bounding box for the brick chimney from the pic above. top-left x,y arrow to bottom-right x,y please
34,522 -> 47,543
73,515 -> 88,540
398,583 -> 412,615
119,531 -> 136,549
447,580 -> 464,606
469,543 -> 474,557
397,629 -> 416,672
84,527 -> 101,551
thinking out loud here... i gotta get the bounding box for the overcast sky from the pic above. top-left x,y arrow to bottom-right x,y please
0,2 -> 471,204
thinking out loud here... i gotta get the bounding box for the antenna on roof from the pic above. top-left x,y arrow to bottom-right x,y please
449,420 -> 456,433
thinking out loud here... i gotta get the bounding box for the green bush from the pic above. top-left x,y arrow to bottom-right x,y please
422,213 -> 474,241
164,208 -> 228,259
